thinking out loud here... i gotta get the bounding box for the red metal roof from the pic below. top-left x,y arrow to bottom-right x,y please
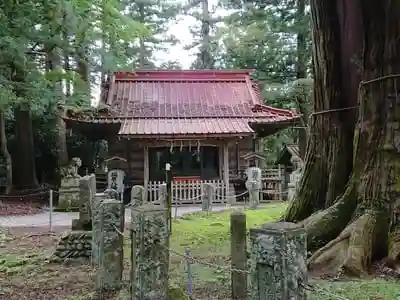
102,70 -> 299,136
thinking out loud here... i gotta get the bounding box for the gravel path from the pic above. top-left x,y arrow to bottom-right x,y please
0,204 -> 245,228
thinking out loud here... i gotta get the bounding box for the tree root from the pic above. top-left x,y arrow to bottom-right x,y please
300,191 -> 357,250
388,225 -> 400,262
307,211 -> 381,277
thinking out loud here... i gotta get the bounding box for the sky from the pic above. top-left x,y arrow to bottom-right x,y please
93,0 -> 228,104
153,0 -> 231,68
155,15 -> 197,68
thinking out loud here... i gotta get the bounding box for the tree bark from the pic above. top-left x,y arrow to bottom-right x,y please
0,110 -> 12,193
285,0 -> 400,276
13,104 -> 39,189
295,0 -> 309,159
284,0 -> 362,221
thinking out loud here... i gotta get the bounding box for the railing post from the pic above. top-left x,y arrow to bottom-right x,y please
249,222 -> 307,300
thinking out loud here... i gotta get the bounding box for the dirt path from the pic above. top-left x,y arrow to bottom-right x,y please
0,204 -> 247,228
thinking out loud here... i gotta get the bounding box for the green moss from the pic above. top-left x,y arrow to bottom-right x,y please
168,285 -> 190,300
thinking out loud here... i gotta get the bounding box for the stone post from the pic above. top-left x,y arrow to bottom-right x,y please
158,183 -> 167,206
230,212 -> 247,299
131,185 -> 145,207
74,176 -> 92,230
247,181 -> 260,209
96,199 -> 124,292
249,222 -> 307,300
201,183 -> 215,212
91,193 -> 105,266
89,173 -> 96,195
131,204 -> 169,300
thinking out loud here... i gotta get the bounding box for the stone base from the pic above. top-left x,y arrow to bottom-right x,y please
52,231 -> 92,261
71,219 -> 92,231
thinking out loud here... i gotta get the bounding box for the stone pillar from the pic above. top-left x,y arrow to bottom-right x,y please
131,204 -> 169,300
91,193 -> 105,266
131,185 -> 145,207
72,176 -> 92,230
89,173 -> 96,195
230,212 -> 247,299
201,183 -> 215,212
249,222 -> 307,300
96,199 -> 124,292
158,183 -> 167,206
58,176 -> 80,210
246,181 -> 260,209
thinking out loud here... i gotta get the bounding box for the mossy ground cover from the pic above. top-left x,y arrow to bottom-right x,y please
0,203 -> 398,299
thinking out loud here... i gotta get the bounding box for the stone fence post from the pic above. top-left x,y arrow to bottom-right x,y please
246,181 -> 260,209
91,193 -> 105,266
131,204 -> 169,300
96,199 -> 124,292
201,183 -> 215,212
131,185 -> 145,208
158,183 -> 167,206
230,212 -> 247,299
249,222 -> 307,300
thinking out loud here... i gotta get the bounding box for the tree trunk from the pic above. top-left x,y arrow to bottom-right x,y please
13,104 -> 39,189
284,0 -> 362,221
46,45 -> 69,168
285,0 -> 400,276
0,110 -> 12,193
295,0 -> 309,159
200,0 -> 213,69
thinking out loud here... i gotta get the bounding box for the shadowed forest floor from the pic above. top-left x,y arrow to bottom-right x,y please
0,203 -> 398,299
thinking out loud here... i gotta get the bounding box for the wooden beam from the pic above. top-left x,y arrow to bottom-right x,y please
223,141 -> 230,204
144,144 -> 149,201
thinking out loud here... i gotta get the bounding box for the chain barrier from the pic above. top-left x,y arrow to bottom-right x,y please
214,190 -> 249,200
172,193 -> 204,202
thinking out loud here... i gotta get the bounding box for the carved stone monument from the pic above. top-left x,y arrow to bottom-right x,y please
107,169 -> 125,200
245,166 -> 262,209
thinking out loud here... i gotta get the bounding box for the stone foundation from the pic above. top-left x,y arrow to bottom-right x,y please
57,176 -> 80,210
52,231 -> 92,261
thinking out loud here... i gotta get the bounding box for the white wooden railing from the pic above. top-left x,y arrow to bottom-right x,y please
147,180 -> 227,205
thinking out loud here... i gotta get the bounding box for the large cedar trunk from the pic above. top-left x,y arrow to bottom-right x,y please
284,0 -> 400,275
284,0 -> 360,221
295,0 -> 308,159
0,110 -> 12,193
13,105 -> 39,189
46,45 -> 69,168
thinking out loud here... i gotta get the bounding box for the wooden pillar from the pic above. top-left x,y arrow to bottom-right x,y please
144,144 -> 149,201
223,141 -> 230,203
